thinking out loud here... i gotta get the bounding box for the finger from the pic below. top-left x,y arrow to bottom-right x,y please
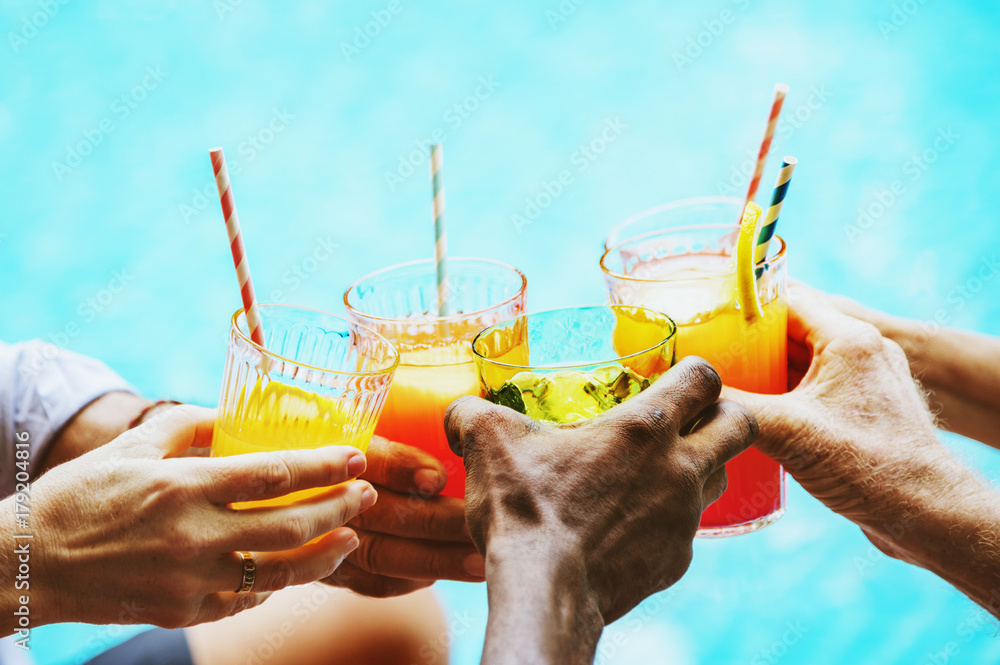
702,467 -> 728,508
787,283 -> 880,352
827,293 -> 900,334
349,489 -> 472,543
200,446 -> 368,505
721,387 -> 810,464
607,356 -> 722,433
119,405 -> 217,459
681,399 -> 757,475
362,436 -> 448,495
189,590 -> 273,626
211,527 -> 360,594
218,480 -> 377,552
320,561 -> 433,598
347,529 -> 485,582
444,395 -> 536,458
827,293 -> 871,319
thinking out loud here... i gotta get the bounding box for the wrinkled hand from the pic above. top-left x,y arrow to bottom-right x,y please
725,285 -> 973,555
826,291 -> 1000,449
445,357 -> 757,623
321,435 -> 484,597
726,285 -> 1000,620
27,406 -> 375,629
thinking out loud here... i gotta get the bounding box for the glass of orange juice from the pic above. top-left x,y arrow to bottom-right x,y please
211,304 -> 399,508
344,258 -> 527,498
601,199 -> 788,537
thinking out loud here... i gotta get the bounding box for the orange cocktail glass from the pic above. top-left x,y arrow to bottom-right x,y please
344,258 -> 527,497
211,304 -> 399,508
602,205 -> 788,537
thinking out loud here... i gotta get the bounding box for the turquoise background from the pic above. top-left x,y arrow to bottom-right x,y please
2,0 -> 999,663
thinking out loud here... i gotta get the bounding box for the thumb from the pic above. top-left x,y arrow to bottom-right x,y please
721,387 -> 810,467
116,405 -> 217,459
443,395 -> 535,458
362,435 -> 448,495
788,283 -> 880,355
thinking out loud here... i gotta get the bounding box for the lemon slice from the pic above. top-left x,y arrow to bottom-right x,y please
736,201 -> 765,323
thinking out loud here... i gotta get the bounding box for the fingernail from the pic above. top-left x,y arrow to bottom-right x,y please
414,468 -> 444,494
463,553 -> 486,578
361,486 -> 378,510
348,453 -> 367,477
345,535 -> 360,554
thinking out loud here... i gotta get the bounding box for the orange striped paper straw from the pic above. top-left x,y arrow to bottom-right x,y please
743,83 -> 788,205
209,147 -> 266,349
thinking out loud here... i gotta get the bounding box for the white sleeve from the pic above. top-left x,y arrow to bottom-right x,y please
0,340 -> 136,498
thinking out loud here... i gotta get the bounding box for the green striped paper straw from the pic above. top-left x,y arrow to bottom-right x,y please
754,156 -> 797,265
430,144 -> 450,316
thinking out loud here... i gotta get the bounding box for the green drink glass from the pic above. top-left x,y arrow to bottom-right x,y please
471,305 -> 676,424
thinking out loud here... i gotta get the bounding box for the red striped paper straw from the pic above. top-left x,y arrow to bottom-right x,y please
209,147 -> 266,349
743,83 -> 789,205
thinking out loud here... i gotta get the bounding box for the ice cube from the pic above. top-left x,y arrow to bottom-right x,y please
492,381 -> 527,415
492,365 -> 653,424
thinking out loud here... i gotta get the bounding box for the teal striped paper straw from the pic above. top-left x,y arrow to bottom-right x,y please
430,144 -> 450,316
754,156 -> 797,265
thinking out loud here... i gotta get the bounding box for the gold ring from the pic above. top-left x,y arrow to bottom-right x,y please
235,551 -> 256,593
681,414 -> 708,437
